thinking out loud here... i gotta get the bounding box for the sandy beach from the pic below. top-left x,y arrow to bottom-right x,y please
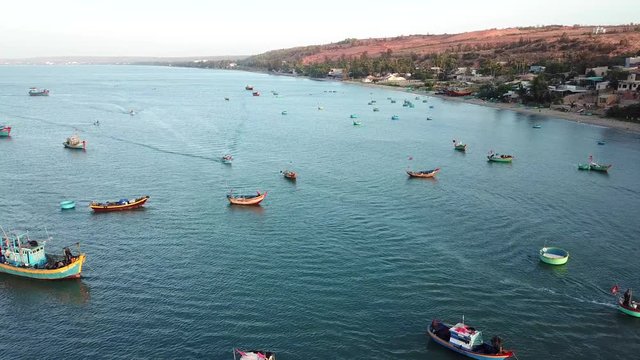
344,80 -> 640,134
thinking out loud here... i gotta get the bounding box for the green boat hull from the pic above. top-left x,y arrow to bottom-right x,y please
539,247 -> 569,265
578,164 -> 590,170
454,145 -> 466,151
488,157 -> 512,163
618,305 -> 640,317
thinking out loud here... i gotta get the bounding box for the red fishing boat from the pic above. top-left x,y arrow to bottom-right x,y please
0,125 -> 11,137
227,191 -> 267,206
428,319 -> 515,359
90,195 -> 150,212
407,168 -> 440,178
282,170 -> 297,180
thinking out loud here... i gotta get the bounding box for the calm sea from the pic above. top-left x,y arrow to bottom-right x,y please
1,66 -> 639,359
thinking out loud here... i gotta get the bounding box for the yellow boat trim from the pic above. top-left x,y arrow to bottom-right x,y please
0,254 -> 85,274
90,198 -> 147,209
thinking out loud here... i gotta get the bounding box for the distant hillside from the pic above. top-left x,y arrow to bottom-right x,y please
241,25 -> 640,73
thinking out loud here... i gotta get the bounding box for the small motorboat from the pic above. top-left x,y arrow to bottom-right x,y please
487,151 -> 513,163
233,348 -> 276,360
227,191 -> 267,206
90,195 -> 150,212
368,101 -> 374,105
597,140 -> 606,145
63,134 -> 86,150
407,168 -> 440,178
390,100 -> 397,103
429,105 -> 434,109
373,107 -> 380,112
245,85 -> 254,91
60,200 -> 76,210
453,140 -> 467,151
28,87 -> 49,96
532,124 -> 542,129
426,117 -> 433,120
539,247 -> 569,265
391,115 -> 400,120
222,154 -> 233,164
282,170 -> 297,180
616,288 -> 640,318
0,125 -> 11,137
427,319 -> 514,359
224,97 -> 230,101
317,106 -> 324,110
350,114 -> 359,119
252,91 -> 260,96
579,155 -> 611,172
129,109 -> 136,116
281,110 -> 288,115
0,228 -> 86,280
353,120 -> 362,126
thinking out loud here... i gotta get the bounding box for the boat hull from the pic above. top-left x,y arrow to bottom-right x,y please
455,145 -> 467,151
407,168 -> 440,178
427,324 -> 513,359
488,156 -> 513,163
618,302 -> 640,317
90,196 -> 149,212
539,247 -> 569,265
60,201 -> 76,210
0,254 -> 85,280
227,192 -> 267,206
63,142 -> 85,150
0,126 -> 11,137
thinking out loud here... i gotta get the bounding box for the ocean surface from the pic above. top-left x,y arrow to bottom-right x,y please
1,65 -> 639,359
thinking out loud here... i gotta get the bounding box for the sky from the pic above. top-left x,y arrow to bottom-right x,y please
1,0 -> 639,58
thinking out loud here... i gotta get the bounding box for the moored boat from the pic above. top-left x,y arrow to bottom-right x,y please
28,87 -> 49,96
532,124 -> 542,129
0,228 -> 86,280
453,139 -> 466,151
0,125 -> 11,137
252,91 -> 260,96
89,195 -> 149,212
577,164 -> 591,170
245,85 -> 254,90
427,319 -> 514,359
227,191 -> 267,206
60,200 -> 76,210
222,154 -> 233,164
63,134 -> 86,150
353,120 -> 362,126
391,115 -> 400,120
282,170 -> 297,180
233,348 -> 276,360
580,155 -> 611,172
373,107 -> 380,112
281,110 -> 288,115
487,151 -> 513,163
350,114 -> 359,119
539,247 -> 569,265
615,288 -> 640,318
407,168 -> 440,178
597,140 -> 606,145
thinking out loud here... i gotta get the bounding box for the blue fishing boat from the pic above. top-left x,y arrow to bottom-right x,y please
0,228 -> 86,280
391,115 -> 400,120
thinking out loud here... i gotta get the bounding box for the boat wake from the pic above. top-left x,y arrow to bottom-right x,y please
499,278 -> 616,309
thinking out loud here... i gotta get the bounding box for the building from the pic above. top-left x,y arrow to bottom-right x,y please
618,72 -> 640,92
595,81 -> 610,91
586,66 -> 609,77
597,94 -> 618,108
529,65 -> 546,74
625,57 -> 640,68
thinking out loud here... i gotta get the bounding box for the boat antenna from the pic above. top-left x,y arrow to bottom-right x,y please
462,314 -> 465,325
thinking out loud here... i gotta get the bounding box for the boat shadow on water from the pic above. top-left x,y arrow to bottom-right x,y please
0,275 -> 91,305
228,205 -> 265,215
536,258 -> 569,276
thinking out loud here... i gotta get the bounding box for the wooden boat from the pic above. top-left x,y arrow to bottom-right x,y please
453,140 -> 467,151
245,85 -> 254,90
60,200 -> 76,210
63,134 -> 86,150
597,140 -> 606,145
227,191 -> 267,206
282,170 -> 297,180
617,291 -> 640,318
539,247 -> 569,265
353,120 -> 362,126
281,110 -> 288,115
0,228 -> 86,280
445,89 -> 473,97
0,125 -> 11,137
89,195 -> 149,212
427,319 -> 514,359
532,124 -> 542,129
222,154 -> 233,164
233,348 -> 276,360
487,152 -> 513,163
426,117 -> 433,120
580,155 -> 611,172
252,91 -> 260,96
577,164 -> 591,170
224,97 -> 230,101
28,87 -> 49,96
373,107 -> 380,112
407,168 -> 440,178
350,114 -> 359,119
391,115 -> 400,120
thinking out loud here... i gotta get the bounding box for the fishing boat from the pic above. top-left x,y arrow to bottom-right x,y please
233,348 -> 276,360
252,91 -> 260,96
318,106 -> 324,110
222,154 -> 233,164
453,140 -> 467,151
0,125 -> 11,137
487,151 -> 513,163
614,287 -> 640,318
597,140 -> 606,145
427,319 -> 514,360
225,97 -> 230,101
0,228 -> 86,280
282,170 -> 297,180
407,168 -> 440,178
426,117 -> 433,120
391,100 -> 397,104
532,124 -> 542,129
281,110 -> 288,115
63,134 -> 86,150
579,155 -> 611,172
60,200 -> 76,210
368,101 -> 374,105
539,247 -> 569,265
227,191 -> 267,206
373,107 -> 380,112
28,87 -> 49,96
391,115 -> 400,120
89,195 -> 150,212
353,120 -> 362,126
245,85 -> 254,90
350,114 -> 359,119
429,105 -> 434,109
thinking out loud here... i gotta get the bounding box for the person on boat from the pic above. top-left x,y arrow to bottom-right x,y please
623,288 -> 632,306
64,247 -> 74,265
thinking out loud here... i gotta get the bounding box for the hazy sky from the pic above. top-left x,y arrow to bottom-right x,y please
1,0 -> 638,58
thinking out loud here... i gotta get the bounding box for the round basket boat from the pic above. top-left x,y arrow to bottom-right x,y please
60,200 -> 76,210
539,247 -> 569,265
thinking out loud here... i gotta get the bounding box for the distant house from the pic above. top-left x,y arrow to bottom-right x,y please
586,66 -> 609,77
625,56 -> 640,68
597,94 -> 618,107
595,81 -> 610,91
550,84 -> 588,94
618,72 -> 640,92
327,68 -> 344,79
529,65 -> 546,74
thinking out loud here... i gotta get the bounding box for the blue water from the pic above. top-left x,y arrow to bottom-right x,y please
1,66 -> 640,359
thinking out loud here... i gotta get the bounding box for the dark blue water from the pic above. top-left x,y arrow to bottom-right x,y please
1,66 -> 639,359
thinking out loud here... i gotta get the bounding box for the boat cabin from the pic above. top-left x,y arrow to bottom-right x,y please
449,323 -> 484,351
1,232 -> 47,268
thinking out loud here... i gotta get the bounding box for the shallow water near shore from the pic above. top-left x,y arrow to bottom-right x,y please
1,65 -> 639,359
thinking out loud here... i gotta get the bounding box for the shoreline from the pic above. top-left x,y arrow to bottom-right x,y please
343,80 -> 640,134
